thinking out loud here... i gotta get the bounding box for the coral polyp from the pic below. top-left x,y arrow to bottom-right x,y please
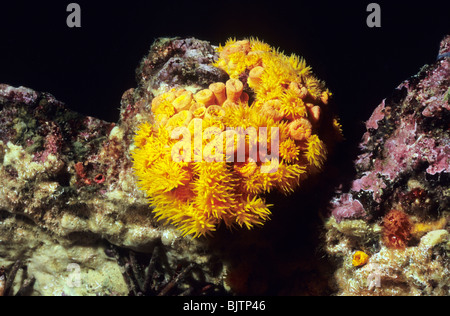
132,38 -> 341,237
352,251 -> 369,267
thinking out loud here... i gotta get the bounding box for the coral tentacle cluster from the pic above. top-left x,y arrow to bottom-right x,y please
132,38 -> 341,237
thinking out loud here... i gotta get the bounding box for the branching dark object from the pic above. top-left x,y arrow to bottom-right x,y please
106,244 -> 222,296
0,260 -> 35,296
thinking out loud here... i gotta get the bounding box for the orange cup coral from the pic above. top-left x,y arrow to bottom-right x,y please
352,251 -> 369,267
132,38 -> 342,237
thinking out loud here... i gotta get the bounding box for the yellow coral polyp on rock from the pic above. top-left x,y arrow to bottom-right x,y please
132,38 -> 342,237
352,251 -> 369,267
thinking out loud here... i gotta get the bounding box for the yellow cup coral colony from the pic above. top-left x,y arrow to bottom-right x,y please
132,38 -> 343,237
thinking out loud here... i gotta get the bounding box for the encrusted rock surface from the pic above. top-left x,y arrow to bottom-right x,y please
324,36 -> 450,295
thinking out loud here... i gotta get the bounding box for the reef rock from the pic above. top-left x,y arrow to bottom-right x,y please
324,36 -> 450,295
0,38 -> 229,295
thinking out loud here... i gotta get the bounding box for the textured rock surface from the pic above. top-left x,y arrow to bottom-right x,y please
0,214 -> 128,295
0,38 -> 229,295
324,35 -> 450,295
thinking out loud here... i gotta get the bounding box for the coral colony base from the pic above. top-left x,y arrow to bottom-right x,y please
132,38 -> 342,238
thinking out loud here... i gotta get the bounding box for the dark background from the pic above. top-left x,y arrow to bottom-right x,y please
0,0 -> 449,295
1,0 -> 449,146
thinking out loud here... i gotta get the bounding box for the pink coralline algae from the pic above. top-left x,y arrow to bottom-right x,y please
418,62 -> 450,117
352,112 -> 449,202
0,85 -> 39,105
423,139 -> 450,175
365,99 -> 385,131
32,123 -> 63,163
331,193 -> 366,223
346,36 -> 450,207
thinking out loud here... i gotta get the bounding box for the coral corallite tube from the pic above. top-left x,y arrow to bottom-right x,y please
262,100 -> 284,121
194,89 -> 216,107
173,92 -> 193,112
288,118 -> 312,141
209,82 -> 227,105
189,103 -> 207,118
226,79 -> 243,102
248,66 -> 264,88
